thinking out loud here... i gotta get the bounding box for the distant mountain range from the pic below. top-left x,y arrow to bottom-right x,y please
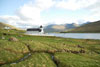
63,20 -> 100,33
1,20 -> 100,33
44,23 -> 79,33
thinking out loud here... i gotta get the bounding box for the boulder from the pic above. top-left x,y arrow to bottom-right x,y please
19,35 -> 23,37
77,45 -> 84,48
9,37 -> 18,42
3,33 -> 7,35
1,36 -> 5,39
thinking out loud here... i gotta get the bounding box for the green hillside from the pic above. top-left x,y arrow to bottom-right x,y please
0,22 -> 25,34
63,21 -> 100,33
0,22 -> 20,30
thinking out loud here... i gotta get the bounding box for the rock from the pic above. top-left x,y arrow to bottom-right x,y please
1,36 -> 5,39
3,33 -> 7,35
77,45 -> 84,48
48,50 -> 55,53
2,33 -> 10,35
71,51 -> 79,54
79,49 -> 85,53
9,37 -> 18,42
19,35 -> 23,37
8,30 -> 9,32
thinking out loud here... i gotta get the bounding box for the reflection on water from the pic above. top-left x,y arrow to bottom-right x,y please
48,33 -> 100,39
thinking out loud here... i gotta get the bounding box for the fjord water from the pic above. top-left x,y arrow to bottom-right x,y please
48,33 -> 100,39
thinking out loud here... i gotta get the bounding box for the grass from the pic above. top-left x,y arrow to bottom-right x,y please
0,29 -> 100,67
2,53 -> 57,67
0,40 -> 29,65
54,53 -> 100,67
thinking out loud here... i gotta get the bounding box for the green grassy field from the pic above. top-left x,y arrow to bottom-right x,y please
0,29 -> 100,67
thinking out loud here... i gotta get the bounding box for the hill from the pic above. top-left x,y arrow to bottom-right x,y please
63,21 -> 100,33
0,22 -> 25,34
44,23 -> 79,33
0,22 -> 20,30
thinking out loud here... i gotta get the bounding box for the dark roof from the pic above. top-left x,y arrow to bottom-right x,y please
27,28 -> 41,32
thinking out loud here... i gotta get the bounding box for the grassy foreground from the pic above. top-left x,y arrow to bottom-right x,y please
0,29 -> 100,67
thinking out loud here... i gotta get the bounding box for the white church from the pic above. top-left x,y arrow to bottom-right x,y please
26,25 -> 44,35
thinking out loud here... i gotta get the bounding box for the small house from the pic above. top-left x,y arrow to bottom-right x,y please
4,27 -> 11,29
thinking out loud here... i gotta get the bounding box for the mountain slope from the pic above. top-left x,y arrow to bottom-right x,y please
65,23 -> 79,29
44,23 -> 79,33
0,22 -> 20,30
0,22 -> 25,34
66,21 -> 100,33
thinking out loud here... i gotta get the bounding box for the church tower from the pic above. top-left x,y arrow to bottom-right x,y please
40,25 -> 44,34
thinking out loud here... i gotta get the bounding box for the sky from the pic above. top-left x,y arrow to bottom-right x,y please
0,0 -> 100,28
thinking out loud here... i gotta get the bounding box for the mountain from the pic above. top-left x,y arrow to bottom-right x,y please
65,23 -> 79,29
65,20 -> 100,33
44,23 -> 79,33
80,21 -> 91,26
0,22 -> 25,34
0,22 -> 20,30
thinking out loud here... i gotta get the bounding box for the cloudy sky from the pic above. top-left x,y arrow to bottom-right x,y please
0,0 -> 100,28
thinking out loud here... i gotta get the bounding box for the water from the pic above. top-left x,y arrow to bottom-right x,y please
48,33 -> 100,39
25,32 -> 100,39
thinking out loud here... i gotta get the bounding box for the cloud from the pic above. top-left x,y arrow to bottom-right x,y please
0,0 -> 56,28
82,1 -> 100,22
46,17 -> 79,25
17,0 -> 55,21
35,0 -> 55,10
55,0 -> 100,22
0,15 -> 27,28
16,0 -> 55,26
0,0 -> 100,29
0,15 -> 19,25
56,0 -> 98,10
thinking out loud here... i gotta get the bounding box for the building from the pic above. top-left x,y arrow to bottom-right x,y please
26,25 -> 44,34
4,27 -> 11,29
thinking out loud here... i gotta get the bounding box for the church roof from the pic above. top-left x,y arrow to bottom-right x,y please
27,28 -> 41,32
